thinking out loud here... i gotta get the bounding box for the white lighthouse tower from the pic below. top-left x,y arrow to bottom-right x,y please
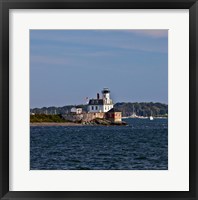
102,88 -> 111,104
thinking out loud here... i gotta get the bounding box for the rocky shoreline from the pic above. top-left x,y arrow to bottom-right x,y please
82,118 -> 127,126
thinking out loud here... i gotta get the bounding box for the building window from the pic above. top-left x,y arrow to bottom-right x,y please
96,106 -> 98,110
92,106 -> 94,110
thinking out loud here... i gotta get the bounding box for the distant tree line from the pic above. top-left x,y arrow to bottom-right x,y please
114,102 -> 168,117
30,105 -> 87,115
30,102 -> 168,117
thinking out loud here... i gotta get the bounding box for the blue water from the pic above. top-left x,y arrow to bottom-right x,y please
30,118 -> 168,170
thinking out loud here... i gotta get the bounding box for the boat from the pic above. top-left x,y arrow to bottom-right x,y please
149,110 -> 154,120
149,116 -> 154,120
130,105 -> 138,118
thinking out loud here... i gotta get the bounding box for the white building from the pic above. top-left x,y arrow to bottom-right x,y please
70,107 -> 82,114
87,88 -> 114,113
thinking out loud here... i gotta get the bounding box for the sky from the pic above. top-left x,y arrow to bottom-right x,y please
30,30 -> 168,108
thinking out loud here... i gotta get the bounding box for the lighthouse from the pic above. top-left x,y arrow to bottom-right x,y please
102,88 -> 111,104
87,88 -> 114,113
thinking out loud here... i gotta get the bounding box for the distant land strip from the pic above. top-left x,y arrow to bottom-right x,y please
30,102 -> 168,118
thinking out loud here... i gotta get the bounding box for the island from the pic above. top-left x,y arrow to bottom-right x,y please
30,114 -> 127,126
30,88 -> 168,126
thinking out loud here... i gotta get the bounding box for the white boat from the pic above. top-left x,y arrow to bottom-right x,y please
149,116 -> 154,120
130,105 -> 138,118
149,110 -> 154,120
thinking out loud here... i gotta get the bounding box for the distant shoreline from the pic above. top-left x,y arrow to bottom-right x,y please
30,122 -> 82,126
122,116 -> 168,119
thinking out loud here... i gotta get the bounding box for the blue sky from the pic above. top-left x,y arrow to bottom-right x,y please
30,30 -> 168,108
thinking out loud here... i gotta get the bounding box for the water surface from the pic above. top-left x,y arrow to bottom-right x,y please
30,118 -> 168,170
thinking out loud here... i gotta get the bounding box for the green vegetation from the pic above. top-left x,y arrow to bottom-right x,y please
30,114 -> 69,123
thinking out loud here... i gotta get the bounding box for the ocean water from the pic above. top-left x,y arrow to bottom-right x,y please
30,118 -> 168,170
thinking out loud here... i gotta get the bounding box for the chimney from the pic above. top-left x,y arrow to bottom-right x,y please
97,93 -> 100,99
